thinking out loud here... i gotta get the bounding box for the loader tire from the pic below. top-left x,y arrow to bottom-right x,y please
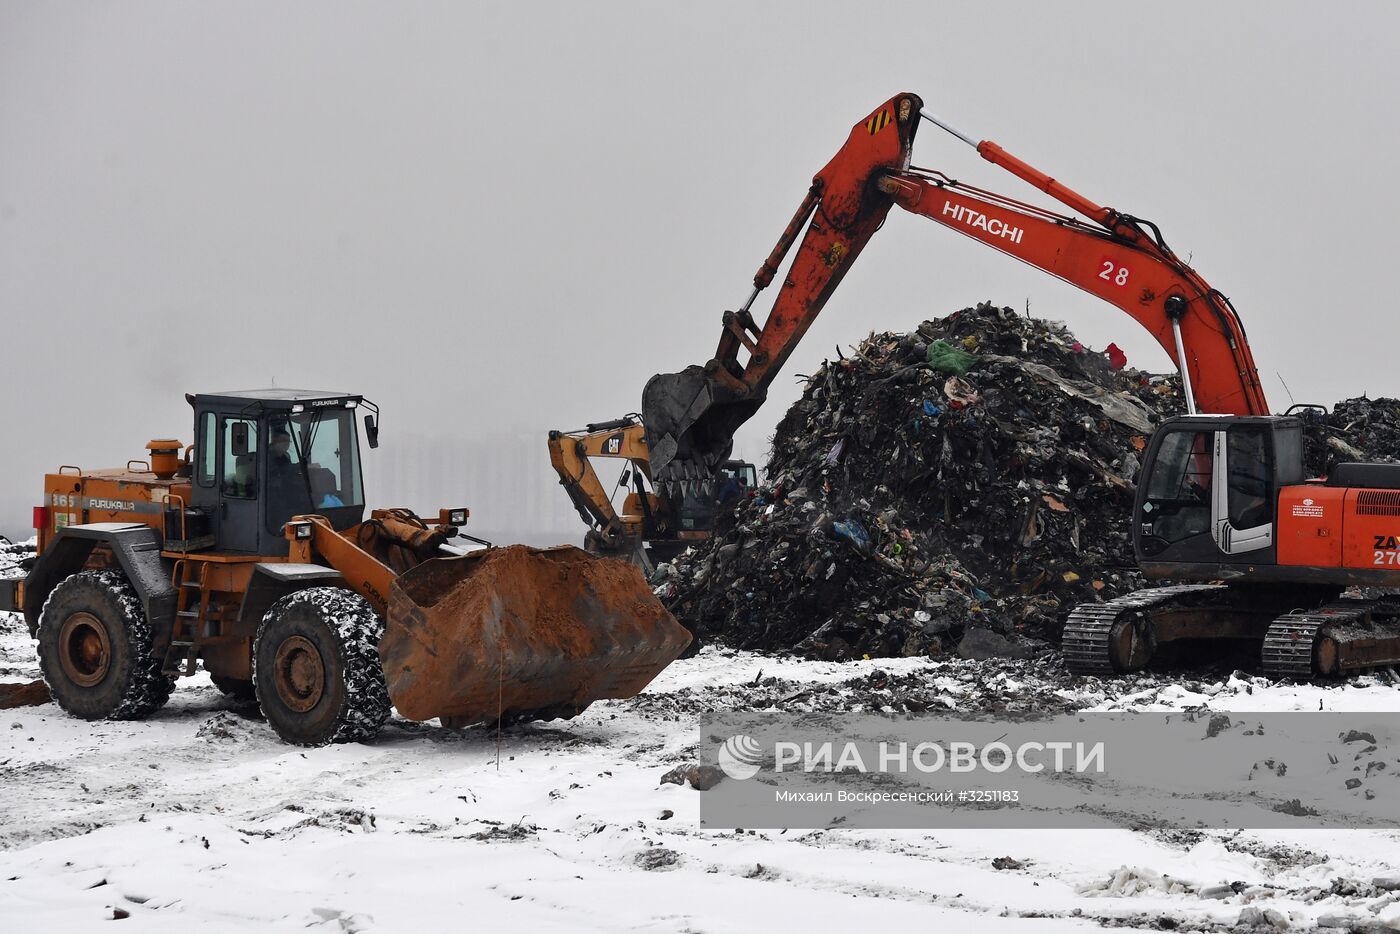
37,570 -> 174,721
253,587 -> 390,746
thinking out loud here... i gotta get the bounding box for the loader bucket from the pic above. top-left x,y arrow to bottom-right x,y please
378,544 -> 691,725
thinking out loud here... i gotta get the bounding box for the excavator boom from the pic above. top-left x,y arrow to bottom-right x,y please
877,169 -> 1267,416
893,109 -> 1267,417
641,93 -> 1268,498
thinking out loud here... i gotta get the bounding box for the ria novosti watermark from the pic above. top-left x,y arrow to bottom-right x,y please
700,712 -> 1400,830
764,737 -> 1104,775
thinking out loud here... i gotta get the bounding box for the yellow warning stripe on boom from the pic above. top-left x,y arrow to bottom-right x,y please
865,109 -> 890,135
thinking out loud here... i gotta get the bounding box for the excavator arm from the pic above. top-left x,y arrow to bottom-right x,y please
641,92 -> 1269,494
547,418 -> 661,555
642,93 -> 927,489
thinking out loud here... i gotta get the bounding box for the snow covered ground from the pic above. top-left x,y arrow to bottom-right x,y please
4,609 -> 1400,932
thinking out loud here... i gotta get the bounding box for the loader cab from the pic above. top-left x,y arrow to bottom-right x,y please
1134,415 -> 1305,576
188,390 -> 370,556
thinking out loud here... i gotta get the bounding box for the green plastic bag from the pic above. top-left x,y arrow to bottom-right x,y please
926,339 -> 974,375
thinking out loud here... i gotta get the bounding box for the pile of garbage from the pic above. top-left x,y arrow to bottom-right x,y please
0,539 -> 33,582
656,303 -> 1182,662
1304,397 -> 1400,476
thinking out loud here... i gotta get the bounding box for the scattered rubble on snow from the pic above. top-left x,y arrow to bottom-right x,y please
0,539 -> 32,581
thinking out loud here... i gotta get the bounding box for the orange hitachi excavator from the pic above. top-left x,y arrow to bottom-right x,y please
604,91 -> 1400,678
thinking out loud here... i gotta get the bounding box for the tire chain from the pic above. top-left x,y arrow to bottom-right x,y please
252,587 -> 392,746
39,569 -> 174,719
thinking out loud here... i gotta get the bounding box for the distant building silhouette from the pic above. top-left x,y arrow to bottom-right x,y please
370,429 -> 587,547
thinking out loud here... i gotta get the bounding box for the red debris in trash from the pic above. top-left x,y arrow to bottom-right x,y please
1105,342 -> 1127,370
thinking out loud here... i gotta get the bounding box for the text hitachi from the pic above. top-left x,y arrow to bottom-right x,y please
942,202 -> 1024,244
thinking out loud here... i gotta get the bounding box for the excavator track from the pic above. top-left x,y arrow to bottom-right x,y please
1063,584 -> 1227,676
1262,599 -> 1400,679
1261,615 -> 1332,679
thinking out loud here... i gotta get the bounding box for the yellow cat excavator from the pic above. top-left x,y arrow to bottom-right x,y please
2,390 -> 690,745
548,415 -> 755,568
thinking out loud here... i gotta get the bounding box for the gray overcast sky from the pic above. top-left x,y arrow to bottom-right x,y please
3,1 -> 1399,540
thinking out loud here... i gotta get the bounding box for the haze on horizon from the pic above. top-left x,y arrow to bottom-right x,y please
3,1 -> 1398,543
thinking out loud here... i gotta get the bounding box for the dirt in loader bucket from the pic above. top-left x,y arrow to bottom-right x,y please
379,545 -> 692,726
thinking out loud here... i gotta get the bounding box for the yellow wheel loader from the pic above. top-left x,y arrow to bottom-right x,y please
0,389 -> 690,745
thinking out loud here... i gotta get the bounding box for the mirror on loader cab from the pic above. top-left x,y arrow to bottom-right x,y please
364,413 -> 379,449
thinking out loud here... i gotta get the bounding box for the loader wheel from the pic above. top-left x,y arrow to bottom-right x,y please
37,570 -> 174,721
253,587 -> 391,746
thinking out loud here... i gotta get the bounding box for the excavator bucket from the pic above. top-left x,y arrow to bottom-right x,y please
378,544 -> 691,725
641,365 -> 758,482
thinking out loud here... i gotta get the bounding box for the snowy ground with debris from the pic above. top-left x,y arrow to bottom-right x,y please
4,611 -> 1400,933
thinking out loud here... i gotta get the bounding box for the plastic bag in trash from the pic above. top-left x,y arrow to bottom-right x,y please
832,518 -> 871,553
926,339 -> 974,375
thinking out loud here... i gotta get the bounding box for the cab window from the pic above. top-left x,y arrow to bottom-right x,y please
716,463 -> 756,507
265,409 -> 365,534
197,411 -> 216,487
1226,426 -> 1273,529
1142,429 -> 1212,545
719,463 -> 758,487
221,418 -> 259,499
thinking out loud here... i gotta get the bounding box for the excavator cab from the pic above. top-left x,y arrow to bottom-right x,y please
1075,412 -> 1400,678
658,458 -> 758,553
1133,415 -> 1306,576
714,460 -> 758,510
